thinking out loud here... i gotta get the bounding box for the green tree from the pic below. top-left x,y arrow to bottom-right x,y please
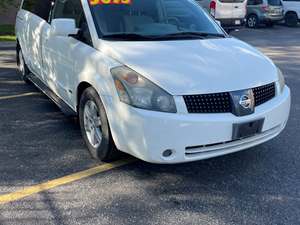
0,0 -> 19,12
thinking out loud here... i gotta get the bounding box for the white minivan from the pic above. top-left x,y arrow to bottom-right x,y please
16,0 -> 290,164
196,0 -> 247,29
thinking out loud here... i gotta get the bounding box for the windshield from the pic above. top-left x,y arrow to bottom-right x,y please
89,0 -> 224,40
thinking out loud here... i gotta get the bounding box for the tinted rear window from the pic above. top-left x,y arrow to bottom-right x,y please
22,0 -> 52,21
219,0 -> 245,3
268,0 -> 282,5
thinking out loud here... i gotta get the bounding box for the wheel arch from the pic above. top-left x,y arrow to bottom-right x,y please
285,11 -> 299,26
285,10 -> 298,16
77,81 -> 92,112
76,81 -> 121,158
247,13 -> 258,19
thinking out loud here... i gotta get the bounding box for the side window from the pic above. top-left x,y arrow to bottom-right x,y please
255,0 -> 263,5
52,0 -> 93,46
247,0 -> 254,5
22,0 -> 52,21
52,0 -> 83,27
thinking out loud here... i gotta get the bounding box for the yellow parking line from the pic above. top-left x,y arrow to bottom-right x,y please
0,92 -> 42,100
0,158 -> 136,205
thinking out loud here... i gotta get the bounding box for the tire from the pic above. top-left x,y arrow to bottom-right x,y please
285,12 -> 298,27
247,14 -> 258,28
266,22 -> 274,28
79,87 -> 120,162
17,49 -> 31,83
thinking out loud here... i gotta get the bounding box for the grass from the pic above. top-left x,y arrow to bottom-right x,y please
0,35 -> 16,41
0,24 -> 16,41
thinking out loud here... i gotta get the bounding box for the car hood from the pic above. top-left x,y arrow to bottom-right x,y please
98,37 -> 278,95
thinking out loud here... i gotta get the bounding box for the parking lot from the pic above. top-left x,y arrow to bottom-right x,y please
0,26 -> 299,225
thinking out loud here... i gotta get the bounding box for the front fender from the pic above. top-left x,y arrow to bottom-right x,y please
72,44 -> 121,111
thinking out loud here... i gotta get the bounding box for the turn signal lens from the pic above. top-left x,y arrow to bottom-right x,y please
124,72 -> 139,84
277,68 -> 285,93
114,79 -> 130,103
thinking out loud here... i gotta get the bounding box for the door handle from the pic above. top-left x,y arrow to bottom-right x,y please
235,6 -> 239,8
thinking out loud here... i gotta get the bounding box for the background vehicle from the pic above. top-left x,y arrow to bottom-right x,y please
281,0 -> 300,27
246,0 -> 284,28
196,0 -> 247,29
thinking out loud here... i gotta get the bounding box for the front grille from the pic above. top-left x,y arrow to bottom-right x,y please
253,83 -> 276,106
183,92 -> 231,113
183,83 -> 276,114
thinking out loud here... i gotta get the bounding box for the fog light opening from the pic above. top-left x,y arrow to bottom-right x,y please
162,149 -> 174,158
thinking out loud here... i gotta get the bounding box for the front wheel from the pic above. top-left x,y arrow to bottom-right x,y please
79,87 -> 120,162
285,12 -> 298,27
266,21 -> 274,27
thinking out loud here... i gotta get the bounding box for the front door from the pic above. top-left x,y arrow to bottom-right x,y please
42,0 -> 93,107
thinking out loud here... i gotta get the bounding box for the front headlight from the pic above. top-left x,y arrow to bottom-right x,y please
111,66 -> 177,113
277,67 -> 285,93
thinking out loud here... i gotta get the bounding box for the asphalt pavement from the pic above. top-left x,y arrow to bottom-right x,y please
0,26 -> 299,225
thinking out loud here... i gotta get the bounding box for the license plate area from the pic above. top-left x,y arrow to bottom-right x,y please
232,119 -> 264,140
235,20 -> 241,25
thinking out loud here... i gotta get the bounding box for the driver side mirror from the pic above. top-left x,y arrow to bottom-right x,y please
51,19 -> 78,37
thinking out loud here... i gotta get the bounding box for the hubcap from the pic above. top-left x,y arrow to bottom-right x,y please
248,17 -> 256,27
83,100 -> 102,148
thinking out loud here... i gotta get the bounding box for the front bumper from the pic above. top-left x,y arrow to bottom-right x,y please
217,18 -> 245,29
260,13 -> 284,22
105,86 -> 291,164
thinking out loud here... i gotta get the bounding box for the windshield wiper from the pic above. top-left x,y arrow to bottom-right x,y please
157,32 -> 226,39
102,33 -> 156,41
102,32 -> 226,41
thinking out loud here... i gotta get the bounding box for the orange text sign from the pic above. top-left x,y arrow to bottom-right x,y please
90,0 -> 132,5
